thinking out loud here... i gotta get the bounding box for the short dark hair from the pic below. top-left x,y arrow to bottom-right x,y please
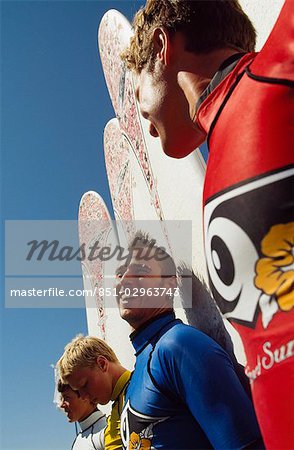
122,0 -> 256,72
128,231 -> 177,278
57,379 -> 80,397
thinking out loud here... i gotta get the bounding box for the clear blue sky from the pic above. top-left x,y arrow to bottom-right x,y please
1,2 -> 143,449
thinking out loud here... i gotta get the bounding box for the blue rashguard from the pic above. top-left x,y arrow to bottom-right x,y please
120,312 -> 262,449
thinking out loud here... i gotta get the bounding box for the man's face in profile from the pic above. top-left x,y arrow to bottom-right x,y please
115,246 -> 175,329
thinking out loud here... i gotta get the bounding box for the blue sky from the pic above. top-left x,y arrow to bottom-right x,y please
1,1 -> 143,449
1,0 -> 284,447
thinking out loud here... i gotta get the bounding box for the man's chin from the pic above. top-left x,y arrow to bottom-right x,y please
162,131 -> 206,159
162,139 -> 195,159
119,307 -> 143,326
119,307 -> 134,319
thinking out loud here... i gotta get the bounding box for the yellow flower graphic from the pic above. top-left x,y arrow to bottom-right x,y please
255,222 -> 294,311
129,432 -> 151,450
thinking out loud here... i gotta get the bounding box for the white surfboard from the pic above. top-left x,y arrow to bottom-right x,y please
98,9 -> 247,362
89,2 -> 285,366
99,10 -> 206,275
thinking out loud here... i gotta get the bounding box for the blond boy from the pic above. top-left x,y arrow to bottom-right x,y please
58,335 -> 130,450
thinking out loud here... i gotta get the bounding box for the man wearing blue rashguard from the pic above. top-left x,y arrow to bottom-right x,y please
115,232 -> 263,449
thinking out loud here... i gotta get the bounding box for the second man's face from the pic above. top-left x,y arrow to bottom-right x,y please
59,388 -> 94,423
115,247 -> 174,330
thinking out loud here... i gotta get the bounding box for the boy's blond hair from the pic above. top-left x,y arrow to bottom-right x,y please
58,334 -> 119,382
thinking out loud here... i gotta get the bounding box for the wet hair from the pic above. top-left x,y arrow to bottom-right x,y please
122,0 -> 256,72
58,334 -> 119,382
128,231 -> 177,278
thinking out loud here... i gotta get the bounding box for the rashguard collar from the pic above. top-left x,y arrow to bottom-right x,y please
195,53 -> 256,137
130,311 -> 176,355
111,370 -> 131,402
79,409 -> 105,432
196,53 -> 246,111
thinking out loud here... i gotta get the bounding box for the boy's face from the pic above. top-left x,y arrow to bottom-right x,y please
67,364 -> 113,406
60,387 -> 94,422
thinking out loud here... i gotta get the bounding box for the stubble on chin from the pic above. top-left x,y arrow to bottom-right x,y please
119,307 -> 144,329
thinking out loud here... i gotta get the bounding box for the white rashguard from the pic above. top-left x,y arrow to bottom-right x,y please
72,409 -> 106,450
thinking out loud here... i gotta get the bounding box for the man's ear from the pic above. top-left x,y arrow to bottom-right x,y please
152,27 -> 172,66
96,356 -> 108,372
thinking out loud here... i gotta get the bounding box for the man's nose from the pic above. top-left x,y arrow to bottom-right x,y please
149,122 -> 159,138
60,400 -> 67,409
